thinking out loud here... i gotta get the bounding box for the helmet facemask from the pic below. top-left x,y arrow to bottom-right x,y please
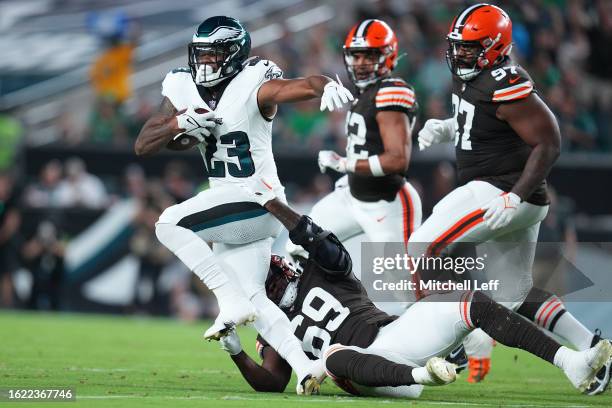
446,32 -> 508,81
188,42 -> 241,87
265,255 -> 303,310
344,48 -> 389,89
446,39 -> 485,81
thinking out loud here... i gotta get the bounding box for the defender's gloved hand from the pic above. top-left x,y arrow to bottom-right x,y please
418,118 -> 455,150
318,151 -> 356,174
219,329 -> 242,356
482,192 -> 522,230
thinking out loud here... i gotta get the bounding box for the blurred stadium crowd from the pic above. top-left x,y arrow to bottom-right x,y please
0,0 -> 610,317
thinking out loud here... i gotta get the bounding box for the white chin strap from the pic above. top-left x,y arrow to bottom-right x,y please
279,280 -> 299,309
456,67 -> 480,80
195,64 -> 225,87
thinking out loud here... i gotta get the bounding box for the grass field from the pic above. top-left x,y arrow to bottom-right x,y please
1,311 -> 610,407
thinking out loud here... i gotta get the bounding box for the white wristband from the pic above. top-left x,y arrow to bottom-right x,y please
368,155 -> 385,177
346,158 -> 357,173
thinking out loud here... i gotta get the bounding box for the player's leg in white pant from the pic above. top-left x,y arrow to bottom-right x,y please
356,182 -> 423,312
364,292 -> 472,367
464,329 -> 495,358
286,180 -> 362,260
357,182 -> 423,244
214,239 -> 323,389
156,184 -> 284,338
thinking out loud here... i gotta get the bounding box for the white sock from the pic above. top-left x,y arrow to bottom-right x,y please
251,291 -> 312,379
156,223 -> 237,304
411,366 -> 431,384
551,312 -> 594,351
553,346 -> 573,370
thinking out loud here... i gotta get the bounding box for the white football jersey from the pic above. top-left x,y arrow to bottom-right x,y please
161,57 -> 284,190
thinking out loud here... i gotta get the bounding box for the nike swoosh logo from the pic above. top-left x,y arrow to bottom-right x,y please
508,76 -> 521,84
376,216 -> 386,223
261,179 -> 273,190
186,117 -> 200,127
448,347 -> 464,359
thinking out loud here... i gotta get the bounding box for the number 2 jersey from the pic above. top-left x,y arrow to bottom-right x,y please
161,57 -> 284,190
346,77 -> 418,202
258,262 -> 396,360
451,58 -> 548,205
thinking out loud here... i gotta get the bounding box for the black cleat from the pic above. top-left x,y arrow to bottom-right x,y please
446,344 -> 468,374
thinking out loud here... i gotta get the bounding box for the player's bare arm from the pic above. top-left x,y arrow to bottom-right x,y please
134,97 -> 181,156
258,75 -> 330,115
263,198 -> 352,276
263,198 -> 302,231
496,93 -> 561,200
258,75 -> 353,118
350,110 -> 411,176
229,345 -> 291,392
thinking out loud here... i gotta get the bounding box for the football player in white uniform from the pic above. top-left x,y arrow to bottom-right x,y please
134,16 -> 353,394
286,20 -> 422,310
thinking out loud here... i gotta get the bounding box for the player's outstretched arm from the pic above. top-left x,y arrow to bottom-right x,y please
496,93 -> 561,200
257,75 -> 353,117
219,330 -> 291,392
134,97 -> 181,156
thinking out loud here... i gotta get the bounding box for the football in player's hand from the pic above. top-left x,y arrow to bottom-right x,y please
167,132 -> 200,150
166,108 -> 211,151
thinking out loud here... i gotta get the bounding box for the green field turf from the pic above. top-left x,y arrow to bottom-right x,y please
0,311 -> 610,407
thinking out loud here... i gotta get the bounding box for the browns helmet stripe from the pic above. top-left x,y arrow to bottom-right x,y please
452,3 -> 487,35
355,19 -> 374,38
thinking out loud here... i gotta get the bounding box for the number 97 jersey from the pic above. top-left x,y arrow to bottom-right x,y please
345,77 -> 417,202
451,59 -> 548,205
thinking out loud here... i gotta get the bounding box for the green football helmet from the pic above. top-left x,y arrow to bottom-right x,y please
188,16 -> 251,87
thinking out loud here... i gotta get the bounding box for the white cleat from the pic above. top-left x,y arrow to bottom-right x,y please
564,340 -> 612,393
296,360 -> 326,395
423,357 -> 457,386
296,374 -> 321,395
203,302 -> 258,341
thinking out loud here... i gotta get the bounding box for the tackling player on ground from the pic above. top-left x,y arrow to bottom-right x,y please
134,16 -> 354,394
287,19 -> 422,308
215,189 -> 612,397
414,4 -> 610,392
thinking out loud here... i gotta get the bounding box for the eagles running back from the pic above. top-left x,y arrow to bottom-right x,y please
161,57 -> 284,190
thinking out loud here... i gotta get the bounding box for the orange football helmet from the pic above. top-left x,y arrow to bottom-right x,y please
343,19 -> 398,89
446,3 -> 513,80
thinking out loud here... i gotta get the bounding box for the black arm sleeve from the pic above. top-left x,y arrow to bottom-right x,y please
288,216 -> 352,279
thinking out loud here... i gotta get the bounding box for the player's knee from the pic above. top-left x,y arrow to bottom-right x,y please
157,203 -> 181,226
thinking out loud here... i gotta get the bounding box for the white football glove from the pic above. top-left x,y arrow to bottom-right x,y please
219,329 -> 242,356
418,118 -> 456,151
482,192 -> 522,230
318,150 -> 356,174
175,106 -> 219,142
239,176 -> 276,206
320,75 -> 354,112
